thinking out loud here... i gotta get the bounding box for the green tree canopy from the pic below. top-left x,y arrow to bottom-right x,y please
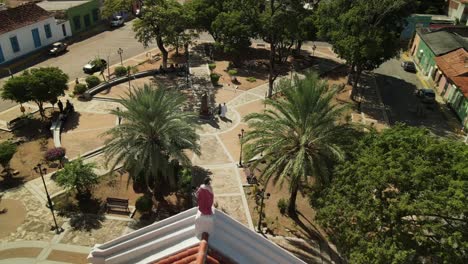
312,125 -> 468,263
1,67 -> 69,118
315,0 -> 415,99
211,11 -> 255,54
103,84 -> 200,202
243,72 -> 352,215
102,0 -> 133,18
133,0 -> 193,68
55,158 -> 100,198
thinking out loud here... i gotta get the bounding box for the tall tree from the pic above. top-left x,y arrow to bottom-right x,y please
312,125 -> 468,263
211,11 -> 255,55
185,0 -> 228,40
315,0 -> 415,99
2,67 -> 69,118
103,84 -> 200,202
133,0 -> 191,68
243,72 -> 351,215
258,0 -> 308,97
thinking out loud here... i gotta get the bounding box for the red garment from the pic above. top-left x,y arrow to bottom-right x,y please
196,185 -> 214,215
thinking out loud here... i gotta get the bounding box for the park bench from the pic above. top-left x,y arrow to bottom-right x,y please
105,197 -> 129,213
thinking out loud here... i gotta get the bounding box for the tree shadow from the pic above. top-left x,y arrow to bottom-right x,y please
56,196 -> 105,231
196,116 -> 220,129
11,116 -> 53,140
61,112 -> 81,133
291,210 -> 346,264
0,176 -> 25,191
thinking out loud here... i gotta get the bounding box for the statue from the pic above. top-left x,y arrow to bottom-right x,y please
196,177 -> 214,215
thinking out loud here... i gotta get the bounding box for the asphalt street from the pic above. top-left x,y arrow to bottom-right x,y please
374,58 -> 453,136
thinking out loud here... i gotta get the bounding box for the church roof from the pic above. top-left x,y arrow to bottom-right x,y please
87,208 -> 305,264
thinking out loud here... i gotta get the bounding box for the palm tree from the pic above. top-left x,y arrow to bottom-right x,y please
243,72 -> 349,216
103,84 -> 200,202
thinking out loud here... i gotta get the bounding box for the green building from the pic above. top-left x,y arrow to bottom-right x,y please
37,0 -> 101,35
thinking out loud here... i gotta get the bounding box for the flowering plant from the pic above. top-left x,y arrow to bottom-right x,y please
45,147 -> 66,161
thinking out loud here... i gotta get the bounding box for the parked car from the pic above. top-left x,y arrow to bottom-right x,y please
83,59 -> 107,74
401,61 -> 416,72
49,42 -> 67,56
415,88 -> 436,104
110,16 -> 125,27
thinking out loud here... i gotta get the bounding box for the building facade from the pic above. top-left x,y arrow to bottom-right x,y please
37,0 -> 101,35
0,3 -> 72,65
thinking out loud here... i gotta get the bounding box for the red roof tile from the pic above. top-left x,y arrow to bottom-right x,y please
435,48 -> 468,97
153,233 -> 237,264
0,3 -> 52,35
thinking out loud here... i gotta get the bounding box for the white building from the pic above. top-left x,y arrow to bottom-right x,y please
88,208 -> 307,264
0,3 -> 72,65
448,0 -> 468,24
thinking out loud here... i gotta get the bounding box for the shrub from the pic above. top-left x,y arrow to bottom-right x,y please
73,83 -> 87,95
45,147 -> 66,162
277,198 -> 288,215
85,75 -> 101,88
114,66 -> 128,77
228,69 -> 238,76
246,77 -> 256,82
208,63 -> 216,71
210,73 -> 221,85
0,141 -> 17,172
54,158 -> 99,199
135,196 -> 153,213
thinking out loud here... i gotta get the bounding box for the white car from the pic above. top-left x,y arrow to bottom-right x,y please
110,16 -> 125,27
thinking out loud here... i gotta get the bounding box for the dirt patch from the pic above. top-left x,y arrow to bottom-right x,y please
0,199 -> 27,239
47,250 -> 88,264
94,172 -> 142,206
0,247 -> 42,260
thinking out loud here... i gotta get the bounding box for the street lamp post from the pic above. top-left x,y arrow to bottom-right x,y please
117,48 -> 124,66
237,129 -> 245,168
256,188 -> 270,234
34,164 -> 63,234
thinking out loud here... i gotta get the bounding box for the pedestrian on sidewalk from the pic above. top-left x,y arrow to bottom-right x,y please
75,78 -> 79,84
217,104 -> 222,116
116,106 -> 122,125
57,100 -> 63,113
220,103 -> 227,118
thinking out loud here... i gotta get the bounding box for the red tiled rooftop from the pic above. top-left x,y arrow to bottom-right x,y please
153,233 -> 237,264
435,48 -> 468,97
0,3 -> 52,35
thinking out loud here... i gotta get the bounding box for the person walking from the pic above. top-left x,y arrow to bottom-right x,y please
57,100 -> 63,113
221,103 -> 228,118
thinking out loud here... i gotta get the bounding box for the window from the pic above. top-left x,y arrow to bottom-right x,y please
92,8 -> 99,22
31,28 -> 41,48
73,16 -> 81,30
0,44 -> 4,63
44,24 -> 52,38
62,24 -> 67,37
84,14 -> 91,28
9,36 -> 20,52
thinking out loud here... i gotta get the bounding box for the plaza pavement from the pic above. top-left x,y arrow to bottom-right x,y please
0,45 -> 344,263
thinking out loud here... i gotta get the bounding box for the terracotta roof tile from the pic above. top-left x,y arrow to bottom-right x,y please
435,48 -> 468,97
153,233 -> 237,264
0,3 -> 52,35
